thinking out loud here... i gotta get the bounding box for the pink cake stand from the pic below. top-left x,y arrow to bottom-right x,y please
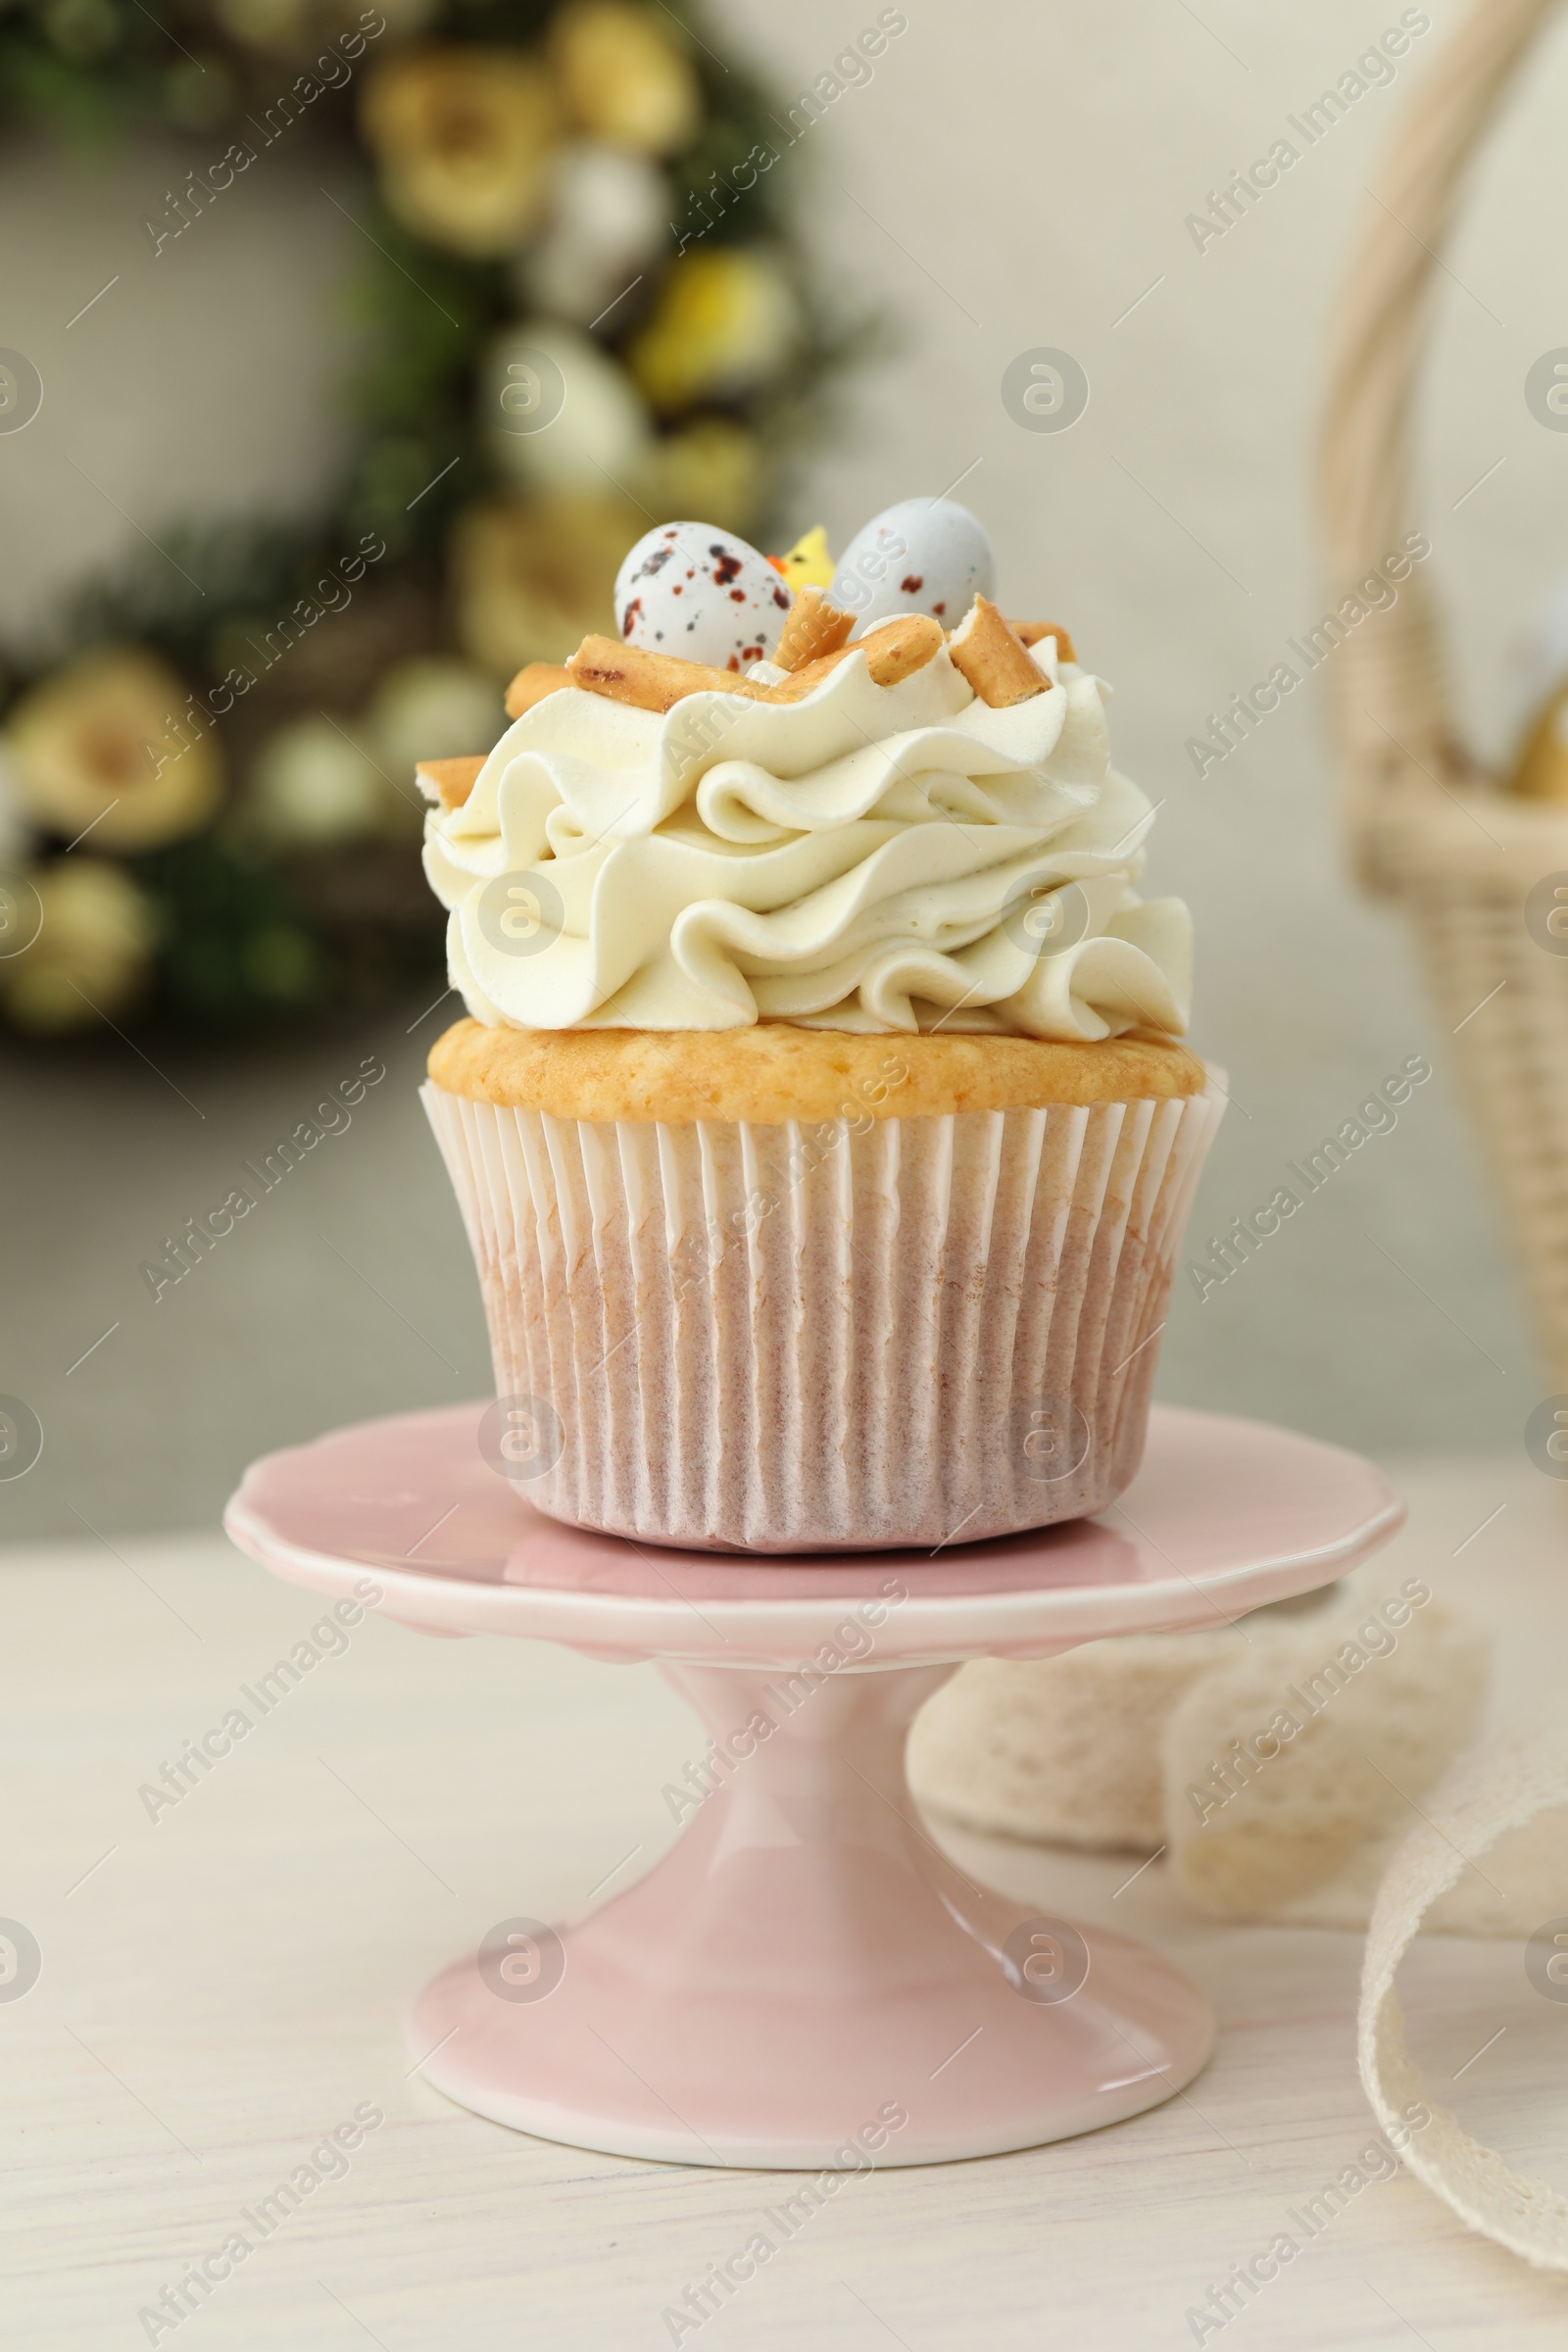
224,1402 -> 1400,2171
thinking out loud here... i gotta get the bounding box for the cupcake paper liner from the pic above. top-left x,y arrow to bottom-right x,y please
423,1073 -> 1225,1553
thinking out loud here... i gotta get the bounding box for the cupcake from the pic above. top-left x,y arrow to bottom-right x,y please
416,503 -> 1221,1552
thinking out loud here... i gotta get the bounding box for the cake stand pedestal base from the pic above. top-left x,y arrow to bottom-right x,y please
410,1661 -> 1213,2168
224,1401 -> 1403,2170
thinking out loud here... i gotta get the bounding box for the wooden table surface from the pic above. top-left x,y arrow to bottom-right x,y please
3,1446 -> 1566,2349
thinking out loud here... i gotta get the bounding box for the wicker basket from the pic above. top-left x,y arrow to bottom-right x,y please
1320,0 -> 1568,1389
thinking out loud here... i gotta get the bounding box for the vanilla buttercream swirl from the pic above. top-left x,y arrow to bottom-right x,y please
423,639 -> 1193,1040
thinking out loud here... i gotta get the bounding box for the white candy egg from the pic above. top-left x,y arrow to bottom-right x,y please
830,497 -> 996,629
516,143 -> 667,325
614,521 -> 793,669
486,318 -> 651,493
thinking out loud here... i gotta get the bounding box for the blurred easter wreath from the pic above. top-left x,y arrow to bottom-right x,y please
0,0 -> 858,1037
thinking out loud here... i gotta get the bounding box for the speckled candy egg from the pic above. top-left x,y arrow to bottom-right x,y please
614,522 -> 793,670
830,498 -> 996,629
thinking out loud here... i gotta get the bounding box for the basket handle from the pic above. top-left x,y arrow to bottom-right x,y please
1317,0 -> 1561,884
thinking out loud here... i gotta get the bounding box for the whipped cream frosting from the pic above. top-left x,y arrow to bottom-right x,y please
423,638 -> 1193,1040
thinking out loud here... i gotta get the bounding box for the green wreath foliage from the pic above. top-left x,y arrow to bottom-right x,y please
0,0 -> 863,1038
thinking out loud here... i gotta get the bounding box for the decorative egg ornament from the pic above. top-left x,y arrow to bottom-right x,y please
831,498 -> 997,627
613,522 -> 793,669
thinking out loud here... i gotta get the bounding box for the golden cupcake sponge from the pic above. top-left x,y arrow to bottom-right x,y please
429,1016 -> 1204,1124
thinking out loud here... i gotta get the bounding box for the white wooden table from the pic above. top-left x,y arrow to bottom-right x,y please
3,1448 -> 1565,2348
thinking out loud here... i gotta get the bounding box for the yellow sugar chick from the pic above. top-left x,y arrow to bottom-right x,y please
769,525 -> 836,592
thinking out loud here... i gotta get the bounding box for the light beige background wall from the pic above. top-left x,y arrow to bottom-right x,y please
2,0 -> 1559,1539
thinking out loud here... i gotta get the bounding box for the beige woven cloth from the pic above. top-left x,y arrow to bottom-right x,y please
1359,1723 -> 1568,2271
908,1568 -> 1523,1928
911,1573 -> 1568,2270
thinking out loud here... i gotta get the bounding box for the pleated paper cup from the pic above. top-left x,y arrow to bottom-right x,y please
423,1074 -> 1225,1553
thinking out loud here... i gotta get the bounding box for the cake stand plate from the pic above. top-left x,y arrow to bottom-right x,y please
224,1404 -> 1401,2170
